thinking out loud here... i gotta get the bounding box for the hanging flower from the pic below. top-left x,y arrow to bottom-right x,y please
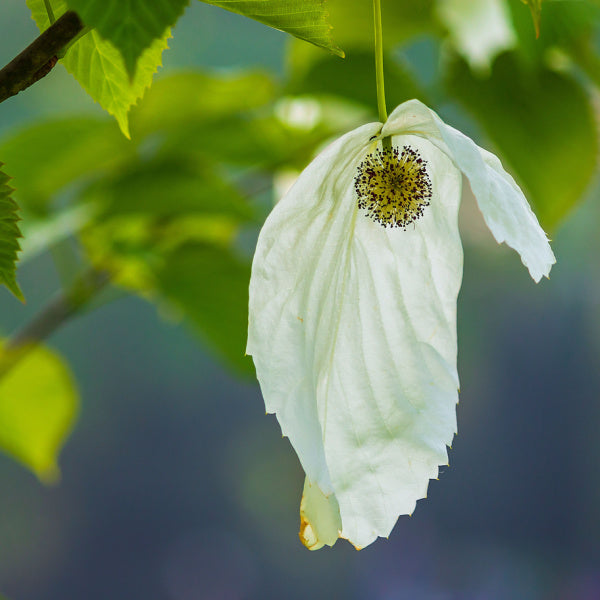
246,99 -> 555,551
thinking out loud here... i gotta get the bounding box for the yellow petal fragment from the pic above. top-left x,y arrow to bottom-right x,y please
299,477 -> 342,551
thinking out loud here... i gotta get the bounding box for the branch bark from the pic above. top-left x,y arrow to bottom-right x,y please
0,10 -> 84,104
0,269 -> 110,379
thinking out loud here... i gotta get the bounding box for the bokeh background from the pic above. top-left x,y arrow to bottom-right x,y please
1,0 -> 600,599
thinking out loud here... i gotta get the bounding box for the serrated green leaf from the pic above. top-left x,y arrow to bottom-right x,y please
63,31 -> 169,138
26,0 -> 169,137
0,165 -> 23,302
200,0 -> 343,57
65,0 -> 189,78
156,243 -> 254,375
0,344 -> 79,481
446,53 -> 598,229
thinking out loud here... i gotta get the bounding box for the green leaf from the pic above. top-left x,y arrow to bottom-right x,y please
446,53 -> 598,229
435,0 -> 517,72
63,31 -> 168,138
521,0 -> 543,36
82,156 -> 254,221
0,166 -> 23,302
65,0 -> 189,78
0,344 -> 79,481
0,117 -> 130,214
26,0 -> 168,137
130,70 -> 276,137
155,243 -> 254,375
153,111 -> 333,170
200,0 -> 343,57
322,0 -> 436,49
286,44 -> 425,110
508,0 -> 600,86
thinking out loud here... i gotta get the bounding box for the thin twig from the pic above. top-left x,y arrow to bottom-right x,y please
0,11 -> 84,105
0,269 -> 110,379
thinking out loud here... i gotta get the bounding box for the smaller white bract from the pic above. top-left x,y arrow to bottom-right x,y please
246,99 -> 555,550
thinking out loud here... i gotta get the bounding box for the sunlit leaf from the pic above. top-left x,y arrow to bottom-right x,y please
446,53 -> 598,229
0,344 -> 79,481
201,0 -> 343,56
26,0 -> 169,137
66,0 -> 188,77
0,166 -> 23,301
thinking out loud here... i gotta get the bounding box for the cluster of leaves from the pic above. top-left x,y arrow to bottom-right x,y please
0,0 -> 598,485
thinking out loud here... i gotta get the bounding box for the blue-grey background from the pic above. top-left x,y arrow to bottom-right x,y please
1,1 -> 599,598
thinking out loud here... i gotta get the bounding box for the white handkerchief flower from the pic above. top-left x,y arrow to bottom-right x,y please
246,99 -> 555,551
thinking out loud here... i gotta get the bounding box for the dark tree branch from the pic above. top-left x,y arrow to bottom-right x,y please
0,269 -> 110,379
0,10 -> 84,104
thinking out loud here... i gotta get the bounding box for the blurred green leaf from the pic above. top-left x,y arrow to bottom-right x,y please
156,112 -> 332,170
286,43 -> 425,110
82,213 -> 241,291
506,0 -> 600,64
523,1 -> 600,88
65,0 -> 188,78
27,0 -> 169,137
521,0 -> 543,36
81,155 -> 255,221
0,166 -> 23,302
200,0 -> 343,57
446,53 -> 598,229
78,150 -> 254,300
0,344 -> 79,481
79,161 -> 255,374
20,204 -> 96,263
323,0 -> 436,49
0,117 -> 129,214
130,70 -> 276,137
155,243 -> 254,375
435,0 -> 517,72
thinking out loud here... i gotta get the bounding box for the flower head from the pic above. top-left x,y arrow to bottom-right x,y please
355,146 -> 432,229
247,99 -> 555,551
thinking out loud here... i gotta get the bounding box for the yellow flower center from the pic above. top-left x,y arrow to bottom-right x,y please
354,145 -> 432,229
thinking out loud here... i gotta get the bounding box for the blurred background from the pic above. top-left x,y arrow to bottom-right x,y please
1,0 -> 600,598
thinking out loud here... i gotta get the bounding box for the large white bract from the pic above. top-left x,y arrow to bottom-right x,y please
246,99 -> 555,550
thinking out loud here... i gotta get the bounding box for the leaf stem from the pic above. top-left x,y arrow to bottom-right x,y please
43,0 -> 56,25
0,11 -> 84,105
373,0 -> 387,124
